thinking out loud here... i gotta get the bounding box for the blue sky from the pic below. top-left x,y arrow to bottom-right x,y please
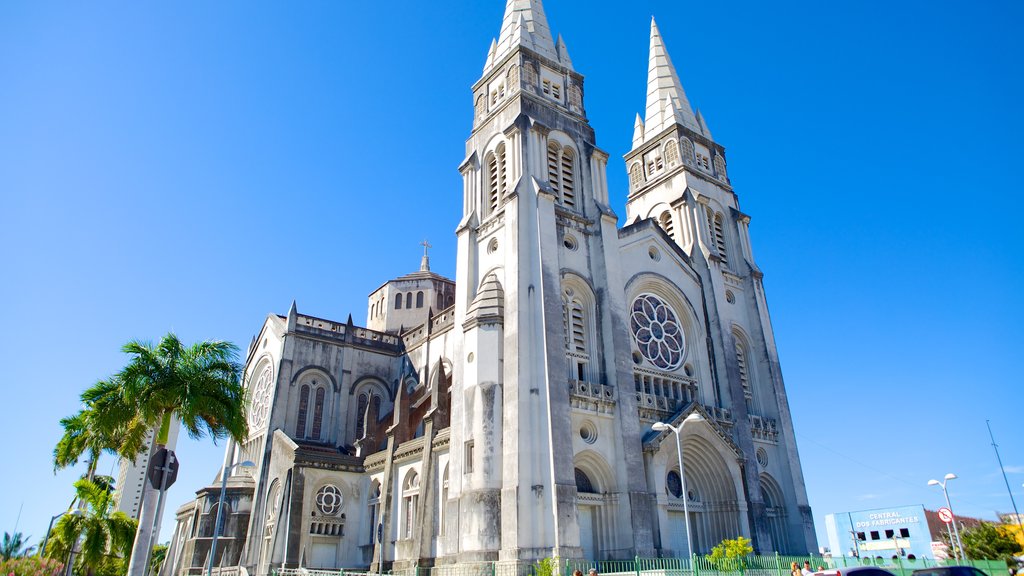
1,0 -> 1022,554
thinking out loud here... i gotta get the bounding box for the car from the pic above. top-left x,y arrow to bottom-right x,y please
813,568 -> 898,576
912,567 -> 992,576
813,567 -> 899,576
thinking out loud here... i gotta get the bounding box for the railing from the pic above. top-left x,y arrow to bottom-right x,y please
272,556 -> 1009,576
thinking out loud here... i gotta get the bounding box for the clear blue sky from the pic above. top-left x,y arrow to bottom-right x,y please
2,0 -> 1022,554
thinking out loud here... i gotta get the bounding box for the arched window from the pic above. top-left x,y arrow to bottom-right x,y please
416,291 -> 424,308
311,386 -> 326,440
629,163 -> 643,189
367,480 -> 381,544
547,141 -> 577,209
713,155 -> 727,179
296,384 -> 310,438
659,211 -> 674,239
436,292 -> 444,310
680,138 -> 695,164
356,393 -> 369,438
403,471 -> 420,539
665,140 -> 680,167
395,293 -> 402,310
405,292 -> 412,309
575,468 -> 595,493
713,212 -> 729,266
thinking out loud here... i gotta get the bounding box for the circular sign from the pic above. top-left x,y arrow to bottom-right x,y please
938,507 -> 953,524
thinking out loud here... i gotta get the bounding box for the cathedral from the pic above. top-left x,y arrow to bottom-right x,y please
162,1 -> 817,573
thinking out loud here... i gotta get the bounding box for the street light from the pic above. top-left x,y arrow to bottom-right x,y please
928,473 -> 965,561
41,509 -> 83,557
207,460 -> 256,576
653,413 -> 704,559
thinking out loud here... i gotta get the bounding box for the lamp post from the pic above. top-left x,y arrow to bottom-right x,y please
41,509 -> 83,557
206,460 -> 255,576
653,413 -> 703,558
928,474 -> 965,561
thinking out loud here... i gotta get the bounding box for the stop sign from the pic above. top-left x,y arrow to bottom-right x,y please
938,507 -> 953,524
148,448 -> 180,490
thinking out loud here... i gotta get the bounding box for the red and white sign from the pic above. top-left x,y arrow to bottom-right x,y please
938,507 -> 954,524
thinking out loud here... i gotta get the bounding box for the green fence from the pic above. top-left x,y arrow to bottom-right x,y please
274,556 -> 1008,576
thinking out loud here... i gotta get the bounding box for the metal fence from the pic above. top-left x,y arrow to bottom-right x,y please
274,556 -> 1009,576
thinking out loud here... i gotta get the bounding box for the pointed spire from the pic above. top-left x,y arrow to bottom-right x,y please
696,109 -> 713,141
556,34 -> 573,68
644,18 -> 699,142
483,38 -> 497,71
632,113 -> 646,148
491,0 -> 559,69
287,300 -> 298,331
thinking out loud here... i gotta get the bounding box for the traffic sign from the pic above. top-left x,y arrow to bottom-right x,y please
148,448 -> 180,490
938,507 -> 953,524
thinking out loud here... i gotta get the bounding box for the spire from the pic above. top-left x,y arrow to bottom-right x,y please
644,18 -> 699,142
483,38 -> 497,71
632,113 -> 645,148
696,109 -> 713,141
490,0 -> 559,69
555,34 -> 573,68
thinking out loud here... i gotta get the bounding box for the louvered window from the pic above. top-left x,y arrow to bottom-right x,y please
659,211 -> 674,239
570,302 -> 586,353
547,142 -> 560,193
560,149 -> 575,208
547,142 -> 578,210
713,212 -> 728,266
736,340 -> 753,413
486,152 -> 499,213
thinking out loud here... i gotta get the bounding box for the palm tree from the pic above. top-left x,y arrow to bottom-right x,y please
0,531 -> 34,561
53,389 -> 147,480
44,478 -> 136,576
94,334 -> 247,576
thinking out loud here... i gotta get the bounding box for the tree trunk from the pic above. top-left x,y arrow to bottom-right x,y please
126,414 -> 172,576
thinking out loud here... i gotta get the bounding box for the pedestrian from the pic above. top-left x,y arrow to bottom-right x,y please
573,571 -> 583,576
589,569 -> 599,576
791,562 -> 801,576
802,561 -> 813,576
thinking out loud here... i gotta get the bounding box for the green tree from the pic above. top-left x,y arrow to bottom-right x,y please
707,536 -> 754,572
44,478 -> 137,576
960,522 -> 1021,565
148,544 -> 167,576
53,389 -> 147,480
1,532 -> 35,561
93,334 -> 247,576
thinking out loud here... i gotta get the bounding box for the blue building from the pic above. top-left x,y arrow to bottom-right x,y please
825,505 -> 935,560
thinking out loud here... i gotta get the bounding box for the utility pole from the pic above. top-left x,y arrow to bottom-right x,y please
987,420 -> 1023,533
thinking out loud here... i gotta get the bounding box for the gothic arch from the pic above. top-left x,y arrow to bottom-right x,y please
759,472 -> 790,553
730,325 -> 758,414
290,366 -> 337,391
573,449 -> 615,494
545,131 -> 580,210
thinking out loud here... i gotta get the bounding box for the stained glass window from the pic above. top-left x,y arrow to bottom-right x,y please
630,293 -> 685,370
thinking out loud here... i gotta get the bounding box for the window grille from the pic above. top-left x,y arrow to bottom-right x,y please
296,385 -> 310,438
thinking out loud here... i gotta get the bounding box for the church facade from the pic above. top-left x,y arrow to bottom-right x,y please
163,1 -> 816,574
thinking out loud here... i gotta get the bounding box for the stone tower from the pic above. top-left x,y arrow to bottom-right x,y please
448,0 -> 652,562
624,19 -> 816,554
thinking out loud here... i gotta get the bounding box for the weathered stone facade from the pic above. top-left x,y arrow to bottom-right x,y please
163,2 -> 816,575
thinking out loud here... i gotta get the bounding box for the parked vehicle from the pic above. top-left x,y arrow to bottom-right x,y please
912,567 -> 991,576
813,568 -> 898,576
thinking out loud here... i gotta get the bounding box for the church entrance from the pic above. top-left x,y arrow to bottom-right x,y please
578,505 -> 596,560
310,542 -> 336,569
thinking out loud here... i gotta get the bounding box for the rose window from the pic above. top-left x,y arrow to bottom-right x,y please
249,366 -> 273,429
630,294 -> 685,370
315,484 -> 343,516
